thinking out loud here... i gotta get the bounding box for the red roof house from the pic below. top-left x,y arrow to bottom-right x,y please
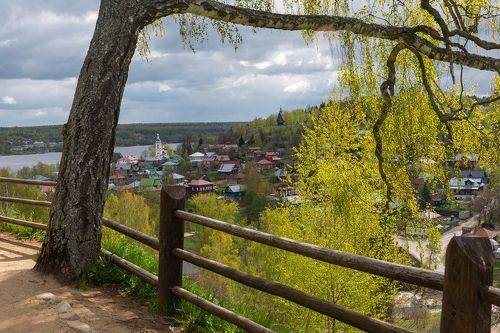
257,159 -> 273,171
187,179 -> 215,194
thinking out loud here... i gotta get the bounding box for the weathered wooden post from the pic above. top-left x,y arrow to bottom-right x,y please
158,185 -> 186,313
440,236 -> 494,332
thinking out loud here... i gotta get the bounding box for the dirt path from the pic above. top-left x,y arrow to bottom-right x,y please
0,232 -> 180,333
396,215 -> 480,272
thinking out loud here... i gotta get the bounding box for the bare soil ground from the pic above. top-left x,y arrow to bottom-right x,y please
0,232 -> 180,333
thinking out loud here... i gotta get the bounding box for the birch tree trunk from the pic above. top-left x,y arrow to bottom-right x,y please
34,0 -> 147,280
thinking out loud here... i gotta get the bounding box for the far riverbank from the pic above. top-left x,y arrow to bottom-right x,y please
0,144 -> 180,172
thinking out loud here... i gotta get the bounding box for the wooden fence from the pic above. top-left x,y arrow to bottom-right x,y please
0,176 -> 498,332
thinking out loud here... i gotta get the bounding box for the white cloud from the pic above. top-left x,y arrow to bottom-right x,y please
34,110 -> 48,117
84,11 -> 98,23
273,52 -> 287,66
158,83 -> 171,92
254,61 -> 272,69
0,39 -> 17,47
36,10 -> 98,26
1,96 -> 16,105
284,80 -> 311,93
240,51 -> 290,70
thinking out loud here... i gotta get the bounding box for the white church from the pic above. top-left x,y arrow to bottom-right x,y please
146,133 -> 169,161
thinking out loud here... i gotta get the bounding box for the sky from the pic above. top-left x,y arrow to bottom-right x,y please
0,0 -> 339,127
0,1 -> 495,127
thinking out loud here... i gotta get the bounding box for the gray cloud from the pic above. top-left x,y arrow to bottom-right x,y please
0,1 -> 339,126
0,1 -> 494,127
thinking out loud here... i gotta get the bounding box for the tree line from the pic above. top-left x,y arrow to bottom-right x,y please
0,122 -> 241,155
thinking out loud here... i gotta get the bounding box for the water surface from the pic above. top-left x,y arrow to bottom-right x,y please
0,144 -> 180,172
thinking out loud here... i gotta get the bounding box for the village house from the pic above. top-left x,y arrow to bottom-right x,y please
265,151 -> 282,167
450,173 -> 485,201
161,154 -> 183,169
203,152 -> 218,168
187,179 -> 215,194
189,152 -> 206,165
218,163 -> 238,176
109,173 -> 127,185
215,154 -> 231,166
144,167 -> 162,178
225,184 -> 246,201
118,155 -> 138,165
265,151 -> 279,159
172,173 -> 186,184
116,162 -> 132,173
125,180 -> 141,190
246,147 -> 264,160
143,156 -> 163,164
205,152 -> 216,159
257,158 -> 273,171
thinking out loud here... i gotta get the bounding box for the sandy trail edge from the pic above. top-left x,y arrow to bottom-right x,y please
0,232 -> 181,333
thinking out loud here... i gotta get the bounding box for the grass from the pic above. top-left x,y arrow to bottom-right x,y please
0,207 -> 46,240
82,231 -> 242,332
90,232 -> 290,332
0,222 -> 45,239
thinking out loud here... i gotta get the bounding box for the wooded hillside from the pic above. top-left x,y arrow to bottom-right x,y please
0,122 -> 243,155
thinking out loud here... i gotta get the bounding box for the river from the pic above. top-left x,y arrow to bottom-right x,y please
0,144 -> 181,172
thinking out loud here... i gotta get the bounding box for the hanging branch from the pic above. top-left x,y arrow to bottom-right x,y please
373,43 -> 406,212
143,0 -> 500,73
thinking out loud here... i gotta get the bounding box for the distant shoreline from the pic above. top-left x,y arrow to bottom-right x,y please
0,122 -> 242,156
0,145 -> 183,172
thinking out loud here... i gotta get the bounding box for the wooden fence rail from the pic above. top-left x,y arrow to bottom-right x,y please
0,176 -> 57,187
0,178 -> 498,333
175,210 -> 445,290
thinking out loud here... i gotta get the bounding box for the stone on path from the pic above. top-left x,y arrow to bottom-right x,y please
35,292 -> 57,302
66,320 -> 92,333
56,300 -> 71,313
59,311 -> 80,321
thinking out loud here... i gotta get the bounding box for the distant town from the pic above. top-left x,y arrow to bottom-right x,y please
29,109 -> 494,233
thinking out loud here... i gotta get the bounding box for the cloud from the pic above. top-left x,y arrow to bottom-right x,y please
1,96 -> 16,105
0,0 -> 494,127
0,39 -> 17,47
284,80 -> 311,93
158,83 -> 171,92
0,1 -> 339,126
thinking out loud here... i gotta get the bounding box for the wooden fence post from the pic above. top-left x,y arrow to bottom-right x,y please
440,236 -> 494,332
158,185 -> 186,313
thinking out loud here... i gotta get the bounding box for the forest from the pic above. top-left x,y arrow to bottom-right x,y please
0,122 -> 242,155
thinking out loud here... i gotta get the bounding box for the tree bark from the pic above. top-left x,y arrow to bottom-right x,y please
34,0 -> 150,280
